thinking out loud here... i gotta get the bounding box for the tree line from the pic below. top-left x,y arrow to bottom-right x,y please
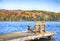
0,10 -> 60,21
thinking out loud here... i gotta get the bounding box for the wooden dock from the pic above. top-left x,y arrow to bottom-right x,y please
0,21 -> 56,41
0,31 -> 56,41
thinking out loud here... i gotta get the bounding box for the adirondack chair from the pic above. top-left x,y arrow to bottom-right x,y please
28,21 -> 46,34
34,21 -> 46,34
28,26 -> 35,33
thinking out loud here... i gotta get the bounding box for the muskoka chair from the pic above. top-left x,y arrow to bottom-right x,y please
28,21 -> 46,34
34,21 -> 46,34
28,26 -> 35,33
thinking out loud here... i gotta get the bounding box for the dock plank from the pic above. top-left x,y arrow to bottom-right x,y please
0,31 -> 56,41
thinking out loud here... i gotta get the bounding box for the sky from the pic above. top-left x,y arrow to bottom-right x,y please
0,0 -> 60,12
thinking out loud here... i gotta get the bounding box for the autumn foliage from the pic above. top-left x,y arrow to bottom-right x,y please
0,9 -> 60,21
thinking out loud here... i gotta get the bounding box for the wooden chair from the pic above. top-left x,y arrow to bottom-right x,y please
28,26 -> 35,33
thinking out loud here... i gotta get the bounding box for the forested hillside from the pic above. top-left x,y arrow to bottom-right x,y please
0,9 -> 60,21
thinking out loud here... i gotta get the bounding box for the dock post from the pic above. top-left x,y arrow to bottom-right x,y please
48,35 -> 52,40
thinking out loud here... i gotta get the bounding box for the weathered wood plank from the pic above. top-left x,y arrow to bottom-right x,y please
0,31 -> 56,41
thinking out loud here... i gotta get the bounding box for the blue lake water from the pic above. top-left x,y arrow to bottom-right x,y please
0,21 -> 60,41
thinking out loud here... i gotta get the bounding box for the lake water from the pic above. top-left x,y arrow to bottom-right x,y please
0,21 -> 60,41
